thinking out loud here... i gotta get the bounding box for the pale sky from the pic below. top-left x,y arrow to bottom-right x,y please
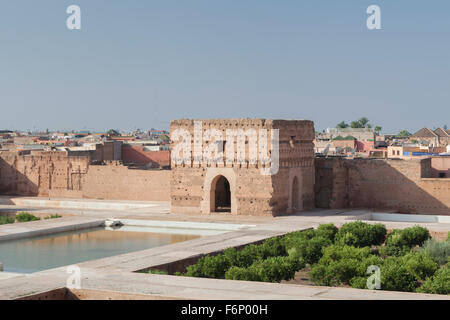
1,1 -> 449,134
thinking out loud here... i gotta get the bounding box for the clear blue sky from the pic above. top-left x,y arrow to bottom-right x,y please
1,1 -> 449,133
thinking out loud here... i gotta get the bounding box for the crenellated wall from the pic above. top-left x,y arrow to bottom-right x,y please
0,151 -> 170,201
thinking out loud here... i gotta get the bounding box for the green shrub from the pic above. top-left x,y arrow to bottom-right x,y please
225,265 -> 262,282
222,245 -> 264,269
310,259 -> 355,286
44,214 -> 62,219
350,276 -> 370,289
147,269 -> 168,275
288,236 -> 331,265
184,237 -> 287,279
417,265 -> 450,295
257,256 -> 298,282
311,255 -> 382,287
379,242 -> 411,257
334,221 -> 387,247
282,226 -> 335,265
385,226 -> 430,248
310,245 -> 382,286
15,212 -> 40,222
223,246 -> 258,268
400,226 -> 431,246
400,252 -> 439,281
382,226 -> 431,257
225,256 -> 301,283
319,245 -> 372,264
380,257 -> 417,292
286,248 -> 307,271
259,237 -> 287,258
447,232 -> 450,241
315,224 -> 338,242
282,229 -> 317,249
350,256 -> 427,291
420,239 -> 450,265
0,216 -> 15,225
223,238 -> 287,269
184,254 -> 231,279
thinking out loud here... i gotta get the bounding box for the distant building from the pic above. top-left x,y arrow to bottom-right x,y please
433,128 -> 450,146
387,145 -> 444,159
315,128 -> 376,156
322,128 -> 375,141
409,127 -> 449,147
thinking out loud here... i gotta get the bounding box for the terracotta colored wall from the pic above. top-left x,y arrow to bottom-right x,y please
0,151 -> 170,201
121,145 -> 170,167
430,157 -> 450,178
315,157 -> 450,215
356,140 -> 374,152
80,162 -> 170,201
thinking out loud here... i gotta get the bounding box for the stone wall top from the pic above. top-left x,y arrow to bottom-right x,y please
170,118 -> 315,141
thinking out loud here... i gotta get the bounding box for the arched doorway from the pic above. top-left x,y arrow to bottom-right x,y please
291,176 -> 300,212
211,175 -> 231,212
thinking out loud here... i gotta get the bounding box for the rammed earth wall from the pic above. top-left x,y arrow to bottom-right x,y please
315,157 -> 450,215
0,151 -> 170,201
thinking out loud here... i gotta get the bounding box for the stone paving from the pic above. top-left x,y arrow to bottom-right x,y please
0,216 -> 104,242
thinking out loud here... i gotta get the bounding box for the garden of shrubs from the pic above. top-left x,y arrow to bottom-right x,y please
0,212 -> 61,225
176,221 -> 450,295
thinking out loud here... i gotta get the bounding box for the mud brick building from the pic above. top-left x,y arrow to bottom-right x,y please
170,119 -> 316,216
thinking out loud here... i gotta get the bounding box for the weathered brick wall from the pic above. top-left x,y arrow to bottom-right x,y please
0,151 -> 170,201
80,162 -> 170,201
315,157 -> 348,209
315,157 -> 450,215
0,151 -> 89,196
170,119 -> 315,216
171,166 -> 276,215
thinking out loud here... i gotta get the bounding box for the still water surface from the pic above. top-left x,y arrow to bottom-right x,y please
0,227 -> 199,273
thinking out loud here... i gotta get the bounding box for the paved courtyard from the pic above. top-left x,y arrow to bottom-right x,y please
0,196 -> 449,300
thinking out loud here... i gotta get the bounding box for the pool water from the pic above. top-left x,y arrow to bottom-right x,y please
0,227 -> 199,273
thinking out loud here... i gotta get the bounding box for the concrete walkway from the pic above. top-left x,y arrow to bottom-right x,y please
0,216 -> 105,242
2,266 -> 447,300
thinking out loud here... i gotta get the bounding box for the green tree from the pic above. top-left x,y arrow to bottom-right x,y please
350,121 -> 363,128
375,126 -> 382,133
349,117 -> 372,129
358,117 -> 370,127
336,121 -> 349,129
398,130 -> 411,137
